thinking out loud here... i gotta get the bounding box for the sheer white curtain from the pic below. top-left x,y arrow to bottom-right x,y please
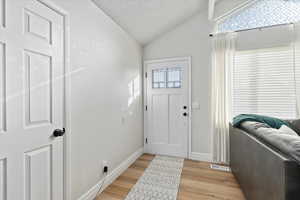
295,23 -> 300,117
211,33 -> 236,164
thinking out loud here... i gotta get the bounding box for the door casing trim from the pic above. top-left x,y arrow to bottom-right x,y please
143,56 -> 192,159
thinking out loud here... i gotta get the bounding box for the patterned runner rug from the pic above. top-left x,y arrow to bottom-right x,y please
125,155 -> 184,200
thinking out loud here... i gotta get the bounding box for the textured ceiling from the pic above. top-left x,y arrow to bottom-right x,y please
93,0 -> 208,45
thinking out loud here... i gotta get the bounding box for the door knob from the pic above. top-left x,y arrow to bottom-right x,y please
53,128 -> 66,137
183,106 -> 187,109
183,112 -> 188,117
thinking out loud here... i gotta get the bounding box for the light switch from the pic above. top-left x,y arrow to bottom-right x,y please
192,102 -> 200,109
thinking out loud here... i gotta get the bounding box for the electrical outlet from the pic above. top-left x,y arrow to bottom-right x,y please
210,164 -> 231,172
102,160 -> 108,174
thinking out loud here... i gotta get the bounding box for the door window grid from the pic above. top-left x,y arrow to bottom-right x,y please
167,68 -> 182,88
152,68 -> 182,89
152,69 -> 167,89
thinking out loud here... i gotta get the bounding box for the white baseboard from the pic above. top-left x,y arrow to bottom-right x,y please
189,152 -> 212,162
78,147 -> 144,200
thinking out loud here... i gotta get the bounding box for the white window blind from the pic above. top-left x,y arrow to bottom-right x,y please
233,46 -> 298,119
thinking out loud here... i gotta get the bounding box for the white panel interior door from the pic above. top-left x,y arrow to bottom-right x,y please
145,58 -> 190,158
0,0 -> 65,199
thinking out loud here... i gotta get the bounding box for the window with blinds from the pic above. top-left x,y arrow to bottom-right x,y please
233,45 -> 298,119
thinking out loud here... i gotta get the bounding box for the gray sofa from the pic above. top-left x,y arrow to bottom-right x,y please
230,120 -> 300,200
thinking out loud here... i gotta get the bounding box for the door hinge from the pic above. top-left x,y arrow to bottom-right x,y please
145,105 -> 148,111
145,72 -> 148,78
145,138 -> 148,144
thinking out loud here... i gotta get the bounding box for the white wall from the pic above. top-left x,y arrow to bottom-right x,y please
50,0 -> 143,199
144,12 -> 213,157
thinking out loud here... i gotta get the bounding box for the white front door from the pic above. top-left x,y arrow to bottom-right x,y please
145,57 -> 190,158
0,0 -> 65,199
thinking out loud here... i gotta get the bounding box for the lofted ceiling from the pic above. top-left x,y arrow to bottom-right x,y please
92,0 -> 209,45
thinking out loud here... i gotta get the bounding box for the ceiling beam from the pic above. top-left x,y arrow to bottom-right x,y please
208,0 -> 216,20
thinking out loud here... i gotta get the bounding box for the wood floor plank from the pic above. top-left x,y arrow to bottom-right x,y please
96,154 -> 246,200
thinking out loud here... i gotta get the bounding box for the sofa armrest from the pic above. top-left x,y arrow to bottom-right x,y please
230,124 -> 300,200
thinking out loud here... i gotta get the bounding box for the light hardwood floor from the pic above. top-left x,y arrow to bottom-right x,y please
96,154 -> 246,200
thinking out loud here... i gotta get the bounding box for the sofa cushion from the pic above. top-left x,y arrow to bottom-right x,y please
240,121 -> 300,164
279,125 -> 299,136
285,119 -> 300,136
